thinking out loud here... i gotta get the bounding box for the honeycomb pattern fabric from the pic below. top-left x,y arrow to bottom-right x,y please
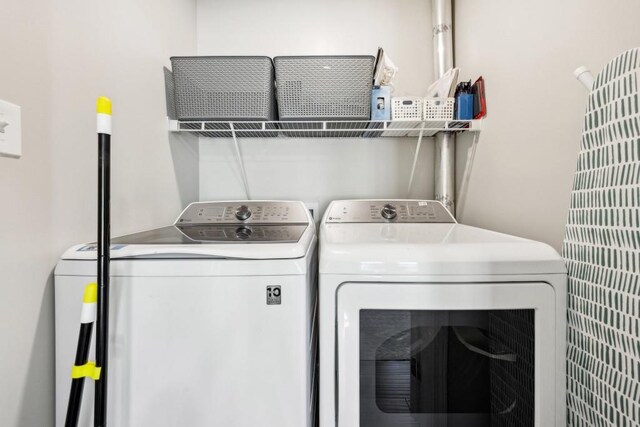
563,48 -> 640,426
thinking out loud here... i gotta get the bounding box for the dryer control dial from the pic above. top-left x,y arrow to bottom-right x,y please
235,205 -> 252,221
380,204 -> 398,220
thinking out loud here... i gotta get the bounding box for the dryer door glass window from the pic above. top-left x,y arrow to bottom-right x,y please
359,309 -> 535,427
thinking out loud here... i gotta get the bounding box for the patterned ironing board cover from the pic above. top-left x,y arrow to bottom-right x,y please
563,48 -> 640,426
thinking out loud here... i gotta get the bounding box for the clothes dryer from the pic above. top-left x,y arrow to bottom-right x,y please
318,200 -> 566,427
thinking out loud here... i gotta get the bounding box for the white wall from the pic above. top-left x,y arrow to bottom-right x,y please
198,0 -> 640,247
0,2 -> 54,425
196,0 -> 436,212
454,0 -> 640,250
0,1 -> 196,426
50,0 -> 199,249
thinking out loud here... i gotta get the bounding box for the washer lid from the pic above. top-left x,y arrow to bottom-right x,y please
320,201 -> 565,276
61,201 -> 315,260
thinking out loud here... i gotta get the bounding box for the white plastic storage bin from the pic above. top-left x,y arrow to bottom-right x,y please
392,97 -> 423,121
423,97 -> 455,120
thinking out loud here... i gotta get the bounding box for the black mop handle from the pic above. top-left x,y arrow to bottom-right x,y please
95,97 -> 112,427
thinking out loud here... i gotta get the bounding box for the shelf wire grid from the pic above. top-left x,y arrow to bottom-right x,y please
171,120 -> 479,139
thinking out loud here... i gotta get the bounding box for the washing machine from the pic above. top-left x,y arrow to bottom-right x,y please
318,200 -> 566,427
55,201 -> 318,427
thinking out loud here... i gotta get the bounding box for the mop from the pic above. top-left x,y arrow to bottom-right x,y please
94,96 -> 112,427
64,97 -> 112,427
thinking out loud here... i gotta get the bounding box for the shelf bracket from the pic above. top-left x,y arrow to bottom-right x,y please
406,122 -> 427,197
456,131 -> 481,219
168,119 -> 179,132
229,122 -> 252,200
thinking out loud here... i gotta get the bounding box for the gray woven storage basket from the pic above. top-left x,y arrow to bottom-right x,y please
274,56 -> 375,121
169,56 -> 276,121
163,67 -> 177,120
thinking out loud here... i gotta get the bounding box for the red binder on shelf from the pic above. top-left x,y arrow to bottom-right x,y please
472,76 -> 487,119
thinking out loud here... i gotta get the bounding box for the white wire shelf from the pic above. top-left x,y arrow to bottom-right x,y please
168,119 -> 482,138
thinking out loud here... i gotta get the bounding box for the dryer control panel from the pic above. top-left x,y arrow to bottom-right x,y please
325,200 -> 456,223
176,201 -> 310,225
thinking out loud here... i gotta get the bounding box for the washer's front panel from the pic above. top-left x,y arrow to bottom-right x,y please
336,282 -> 556,427
55,274 -> 313,427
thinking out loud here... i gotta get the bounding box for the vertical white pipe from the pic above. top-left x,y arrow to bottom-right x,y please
432,0 -> 456,216
432,0 -> 454,76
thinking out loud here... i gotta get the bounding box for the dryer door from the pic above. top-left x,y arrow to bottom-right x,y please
336,282 -> 556,427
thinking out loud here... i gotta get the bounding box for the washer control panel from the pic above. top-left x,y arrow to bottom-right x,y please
177,224 -> 308,243
177,201 -> 310,225
325,200 -> 456,223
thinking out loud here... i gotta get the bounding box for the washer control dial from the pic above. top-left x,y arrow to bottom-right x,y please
380,204 -> 398,220
235,205 -> 252,221
235,226 -> 252,240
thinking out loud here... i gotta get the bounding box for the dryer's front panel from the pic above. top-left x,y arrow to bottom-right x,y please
336,282 -> 556,427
